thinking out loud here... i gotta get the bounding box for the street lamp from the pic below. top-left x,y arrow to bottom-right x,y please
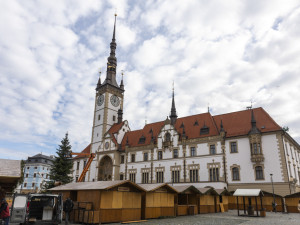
270,173 -> 277,213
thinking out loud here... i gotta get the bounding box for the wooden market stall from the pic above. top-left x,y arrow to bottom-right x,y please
284,192 -> 300,213
215,188 -> 230,212
261,191 -> 283,212
138,183 -> 177,219
198,187 -> 219,214
233,189 -> 264,217
173,185 -> 200,216
50,180 -> 145,224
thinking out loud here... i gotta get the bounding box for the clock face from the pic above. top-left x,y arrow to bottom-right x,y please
110,95 -> 120,107
97,95 -> 104,106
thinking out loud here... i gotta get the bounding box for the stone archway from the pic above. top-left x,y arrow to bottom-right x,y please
98,156 -> 113,181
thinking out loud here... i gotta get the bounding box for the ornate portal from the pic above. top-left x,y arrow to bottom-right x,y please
98,156 -> 113,181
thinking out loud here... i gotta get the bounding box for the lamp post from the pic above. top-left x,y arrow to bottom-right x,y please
270,173 -> 277,213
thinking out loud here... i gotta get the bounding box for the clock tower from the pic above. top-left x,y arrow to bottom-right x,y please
91,14 -> 124,153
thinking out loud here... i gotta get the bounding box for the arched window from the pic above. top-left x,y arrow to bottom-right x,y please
255,166 -> 264,180
165,132 -> 171,142
232,167 -> 240,181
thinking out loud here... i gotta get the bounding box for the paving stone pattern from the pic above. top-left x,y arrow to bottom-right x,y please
9,210 -> 300,225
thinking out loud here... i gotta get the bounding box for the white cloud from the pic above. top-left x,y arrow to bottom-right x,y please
1,0 -> 300,160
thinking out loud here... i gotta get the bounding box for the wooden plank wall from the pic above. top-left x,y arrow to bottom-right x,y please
100,191 -> 142,223
199,195 -> 216,214
145,192 -> 175,219
285,197 -> 300,213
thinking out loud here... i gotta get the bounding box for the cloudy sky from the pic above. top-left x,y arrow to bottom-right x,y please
1,0 -> 300,159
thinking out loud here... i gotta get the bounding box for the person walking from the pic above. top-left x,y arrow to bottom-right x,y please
63,198 -> 74,225
0,198 -> 10,225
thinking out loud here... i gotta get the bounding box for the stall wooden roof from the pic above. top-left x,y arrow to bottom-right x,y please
0,159 -> 21,193
198,187 -> 219,195
284,192 -> 300,198
215,188 -> 231,196
138,183 -> 178,193
173,185 -> 201,194
50,180 -> 145,192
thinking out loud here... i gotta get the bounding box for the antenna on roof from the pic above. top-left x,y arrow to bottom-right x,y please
246,100 -> 253,110
145,117 -> 147,125
208,103 -> 210,113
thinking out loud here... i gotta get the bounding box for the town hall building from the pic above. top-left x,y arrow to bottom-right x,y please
72,16 -> 300,196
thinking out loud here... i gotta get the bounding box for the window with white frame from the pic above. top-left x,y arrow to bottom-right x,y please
255,166 -> 264,180
232,167 -> 240,180
209,144 -> 216,155
190,147 -> 196,156
209,168 -> 219,181
230,142 -> 238,153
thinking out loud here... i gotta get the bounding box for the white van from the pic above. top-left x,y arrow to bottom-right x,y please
10,193 -> 63,225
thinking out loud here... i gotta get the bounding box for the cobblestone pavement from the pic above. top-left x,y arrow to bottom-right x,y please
9,210 -> 300,225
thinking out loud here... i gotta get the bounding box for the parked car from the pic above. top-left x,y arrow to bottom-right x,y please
10,193 -> 63,225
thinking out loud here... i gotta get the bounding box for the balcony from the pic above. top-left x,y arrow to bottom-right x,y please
251,154 -> 264,162
163,141 -> 172,148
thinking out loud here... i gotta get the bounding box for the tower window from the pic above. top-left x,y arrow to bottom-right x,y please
191,147 -> 196,156
144,153 -> 148,161
113,115 -> 116,121
98,115 -> 101,120
158,151 -> 163,160
173,149 -> 178,158
209,144 -> 216,155
120,155 -> 125,164
131,154 -> 135,163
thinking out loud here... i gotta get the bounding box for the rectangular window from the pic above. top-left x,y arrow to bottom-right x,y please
209,168 -> 219,181
129,173 -> 136,183
191,147 -> 196,156
158,151 -> 163,160
144,153 -> 148,161
255,166 -> 264,180
142,172 -> 149,183
232,167 -> 240,180
27,167 -> 30,169
131,154 -> 135,162
32,183 -> 35,187
253,143 -> 258,154
120,174 -> 124,180
26,174 -> 29,178
172,171 -> 180,183
24,183 -> 27,187
210,145 -> 216,155
113,115 -> 116,121
34,166 -> 37,169
83,161 -> 87,169
33,173 -> 36,178
189,169 -> 199,182
76,161 -> 80,170
75,176 -> 78,182
98,114 -> 101,120
156,171 -> 164,183
120,155 -> 125,164
173,149 -> 178,158
230,142 -> 237,153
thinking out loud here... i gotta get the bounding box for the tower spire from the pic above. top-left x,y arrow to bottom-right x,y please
102,14 -> 119,87
170,82 -> 178,125
249,109 -> 260,134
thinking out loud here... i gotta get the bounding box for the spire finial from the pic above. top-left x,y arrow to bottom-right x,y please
113,13 -> 117,41
120,70 -> 124,90
96,68 -> 102,91
170,82 -> 177,125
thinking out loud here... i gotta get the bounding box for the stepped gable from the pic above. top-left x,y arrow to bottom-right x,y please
213,107 -> 282,137
73,144 -> 91,159
106,121 -> 125,145
174,112 -> 219,139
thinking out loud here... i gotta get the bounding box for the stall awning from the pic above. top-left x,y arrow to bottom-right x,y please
233,189 -> 263,197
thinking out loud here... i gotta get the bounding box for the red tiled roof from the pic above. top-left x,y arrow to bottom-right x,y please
106,122 -> 125,145
120,107 -> 282,149
213,107 -> 282,137
73,144 -> 91,159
